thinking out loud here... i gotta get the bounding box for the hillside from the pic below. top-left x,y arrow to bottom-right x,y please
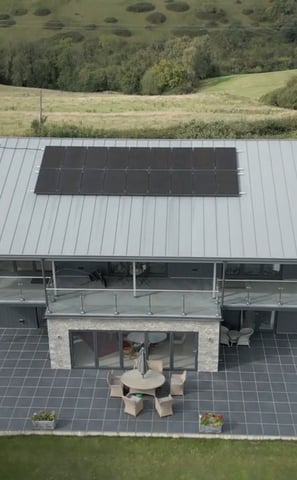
1,69 -> 297,137
0,0 -> 274,44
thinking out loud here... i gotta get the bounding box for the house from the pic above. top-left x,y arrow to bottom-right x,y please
0,137 -> 296,373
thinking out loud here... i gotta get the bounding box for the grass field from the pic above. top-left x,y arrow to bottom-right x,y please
1,69 -> 296,137
1,436 -> 297,480
0,0 -> 272,44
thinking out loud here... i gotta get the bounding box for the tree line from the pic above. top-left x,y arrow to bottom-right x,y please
1,1 -> 297,95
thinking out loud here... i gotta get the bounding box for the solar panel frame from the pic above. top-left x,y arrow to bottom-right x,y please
35,145 -> 239,196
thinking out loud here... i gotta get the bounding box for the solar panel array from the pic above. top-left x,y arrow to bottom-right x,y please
34,146 -> 239,196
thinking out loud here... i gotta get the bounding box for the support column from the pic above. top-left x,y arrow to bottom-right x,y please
132,261 -> 137,297
198,323 -> 220,372
51,261 -> 57,296
41,258 -> 50,312
212,262 -> 217,298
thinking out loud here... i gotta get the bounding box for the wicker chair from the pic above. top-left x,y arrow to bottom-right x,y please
106,370 -> 123,398
170,370 -> 187,396
122,394 -> 144,416
155,395 -> 173,417
147,359 -> 163,372
237,328 -> 254,347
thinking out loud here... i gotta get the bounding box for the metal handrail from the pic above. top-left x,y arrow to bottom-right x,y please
46,287 -> 217,294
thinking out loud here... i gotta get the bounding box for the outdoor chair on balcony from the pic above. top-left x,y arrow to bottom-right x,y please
106,371 -> 123,398
147,359 -> 163,372
170,370 -> 187,396
237,328 -> 254,348
220,325 -> 230,347
155,395 -> 173,417
122,394 -> 144,416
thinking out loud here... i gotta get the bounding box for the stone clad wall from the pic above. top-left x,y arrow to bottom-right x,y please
47,317 -> 220,372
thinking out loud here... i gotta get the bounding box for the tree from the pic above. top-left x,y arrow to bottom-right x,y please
141,59 -> 189,94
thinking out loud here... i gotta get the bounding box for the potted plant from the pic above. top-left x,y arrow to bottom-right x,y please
199,412 -> 224,433
31,410 -> 57,430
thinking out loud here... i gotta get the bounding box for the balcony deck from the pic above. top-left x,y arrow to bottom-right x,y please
0,275 -> 297,316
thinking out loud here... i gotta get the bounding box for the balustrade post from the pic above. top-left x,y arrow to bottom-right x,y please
114,294 -> 119,315
246,285 -> 251,305
182,294 -> 186,316
148,294 -> 153,315
18,281 -> 25,301
278,287 -> 284,306
80,293 -> 85,314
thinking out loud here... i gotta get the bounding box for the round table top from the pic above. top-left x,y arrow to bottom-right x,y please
121,369 -> 165,390
127,332 -> 167,344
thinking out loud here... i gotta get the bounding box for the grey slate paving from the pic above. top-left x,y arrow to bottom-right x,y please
2,328 -> 297,437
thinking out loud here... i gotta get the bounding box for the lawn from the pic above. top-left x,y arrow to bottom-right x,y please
0,436 -> 297,480
1,68 -> 297,136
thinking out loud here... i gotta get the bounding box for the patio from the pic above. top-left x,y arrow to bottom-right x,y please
1,327 -> 297,438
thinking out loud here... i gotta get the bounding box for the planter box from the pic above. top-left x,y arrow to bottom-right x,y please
199,415 -> 223,434
32,420 -> 56,430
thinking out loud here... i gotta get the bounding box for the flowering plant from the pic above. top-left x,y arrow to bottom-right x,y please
32,410 -> 57,421
200,412 -> 224,427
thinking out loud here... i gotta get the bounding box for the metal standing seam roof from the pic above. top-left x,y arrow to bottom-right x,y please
0,137 -> 297,262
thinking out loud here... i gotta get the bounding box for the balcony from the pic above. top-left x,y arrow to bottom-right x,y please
0,276 -> 50,304
46,287 -> 220,318
221,279 -> 297,309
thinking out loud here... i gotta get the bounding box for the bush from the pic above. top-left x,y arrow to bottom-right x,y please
84,24 -> 97,30
196,6 -> 226,20
52,31 -> 84,42
261,76 -> 297,110
113,28 -> 132,37
146,12 -> 166,24
32,410 -> 57,421
126,3 -> 155,13
172,26 -> 208,37
11,7 -> 27,15
242,8 -> 254,15
34,7 -> 51,16
0,16 -> 16,27
166,2 -> 190,12
44,20 -> 64,30
0,14 -> 10,20
104,17 -> 118,23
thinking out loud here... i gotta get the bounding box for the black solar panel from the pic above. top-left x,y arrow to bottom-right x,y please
35,168 -> 60,194
64,147 -> 86,169
35,146 -> 239,196
215,147 -> 237,170
192,171 -> 216,195
59,169 -> 82,194
149,171 -> 171,194
192,148 -> 215,170
85,147 -> 108,169
126,171 -> 149,194
103,171 -> 126,194
41,146 -> 65,169
80,170 -> 105,194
